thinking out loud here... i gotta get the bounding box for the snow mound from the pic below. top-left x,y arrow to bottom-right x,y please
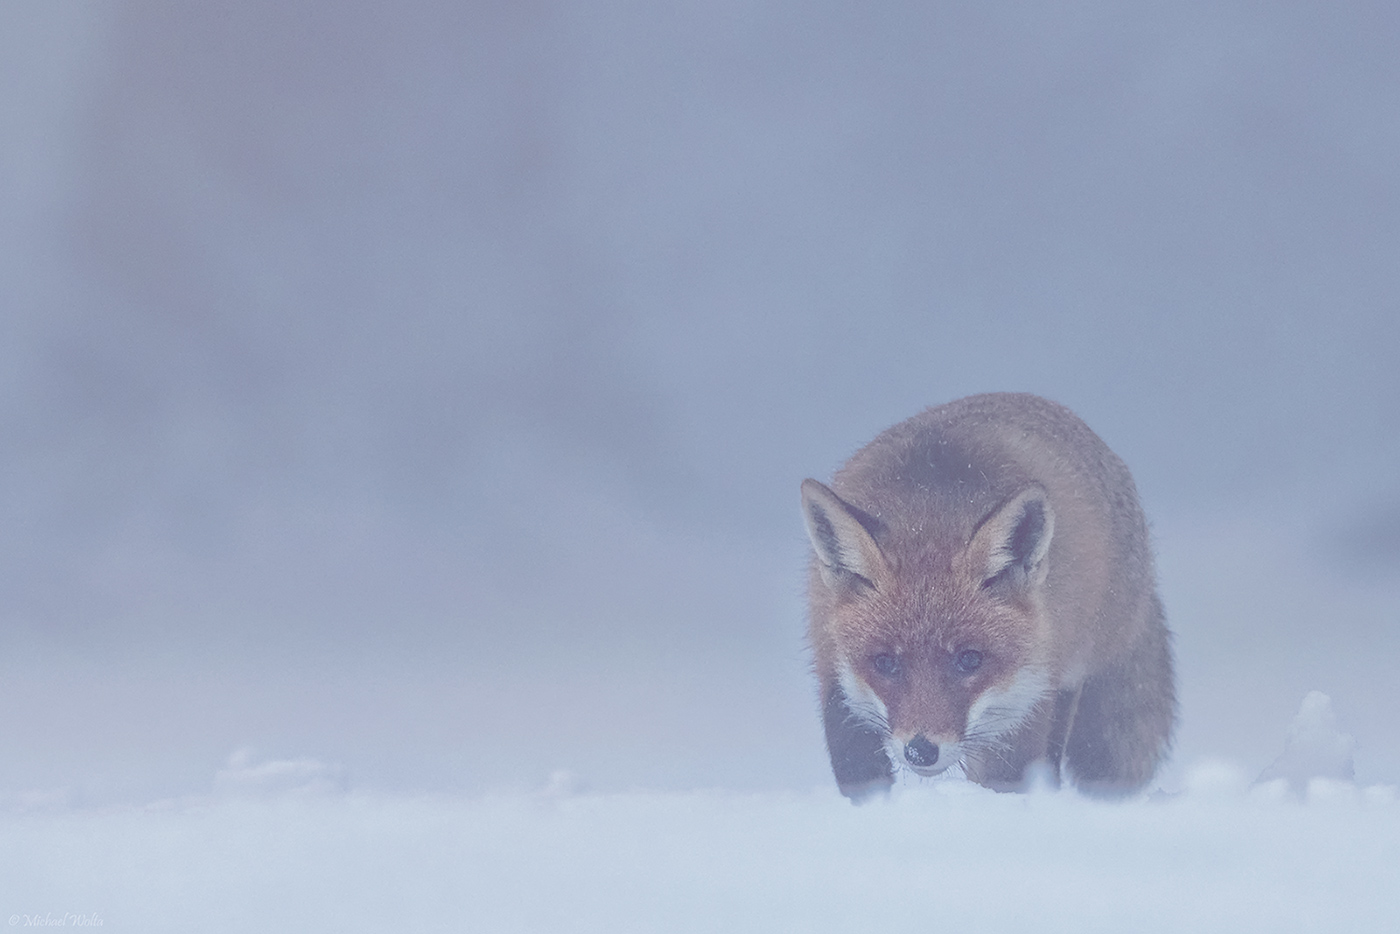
212,747 -> 345,799
1257,691 -> 1357,794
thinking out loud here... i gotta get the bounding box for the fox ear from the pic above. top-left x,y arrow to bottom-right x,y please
801,478 -> 886,589
970,486 -> 1055,587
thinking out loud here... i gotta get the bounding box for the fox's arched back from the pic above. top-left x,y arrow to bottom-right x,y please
802,393 -> 1175,801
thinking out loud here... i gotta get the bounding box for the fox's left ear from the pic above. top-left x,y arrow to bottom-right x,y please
970,486 -> 1055,588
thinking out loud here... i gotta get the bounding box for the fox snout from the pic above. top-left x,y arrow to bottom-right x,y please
902,734 -> 940,771
894,730 -> 968,777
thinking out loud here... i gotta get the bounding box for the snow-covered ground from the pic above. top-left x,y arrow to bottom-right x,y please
6,772 -> 1397,933
7,695 -> 1396,934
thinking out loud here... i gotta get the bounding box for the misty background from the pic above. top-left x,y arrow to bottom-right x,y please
2,1 -> 1398,807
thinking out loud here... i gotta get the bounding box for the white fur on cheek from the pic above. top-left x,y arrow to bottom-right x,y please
966,667 -> 1052,740
836,661 -> 889,732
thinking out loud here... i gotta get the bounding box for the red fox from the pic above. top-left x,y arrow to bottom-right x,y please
802,393 -> 1175,801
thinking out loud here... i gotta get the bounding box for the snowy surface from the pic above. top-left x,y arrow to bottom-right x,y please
7,696 -> 1398,934
6,770 -> 1399,933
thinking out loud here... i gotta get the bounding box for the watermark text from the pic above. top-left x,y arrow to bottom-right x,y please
9,914 -> 104,928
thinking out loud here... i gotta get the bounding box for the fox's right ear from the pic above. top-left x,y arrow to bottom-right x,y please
801,479 -> 886,590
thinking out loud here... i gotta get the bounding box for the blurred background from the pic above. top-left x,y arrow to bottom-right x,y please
2,0 -> 1398,806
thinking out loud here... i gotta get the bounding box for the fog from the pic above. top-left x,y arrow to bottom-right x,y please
3,0 -> 1399,819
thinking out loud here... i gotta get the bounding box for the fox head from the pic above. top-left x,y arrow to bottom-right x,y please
801,477 -> 1056,782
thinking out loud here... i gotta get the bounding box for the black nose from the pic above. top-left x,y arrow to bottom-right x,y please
904,735 -> 939,768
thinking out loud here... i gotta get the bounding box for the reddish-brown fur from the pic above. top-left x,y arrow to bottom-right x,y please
802,393 -> 1175,801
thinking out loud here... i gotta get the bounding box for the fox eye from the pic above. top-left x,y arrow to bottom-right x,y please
954,649 -> 983,674
981,568 -> 1011,590
871,653 -> 899,676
